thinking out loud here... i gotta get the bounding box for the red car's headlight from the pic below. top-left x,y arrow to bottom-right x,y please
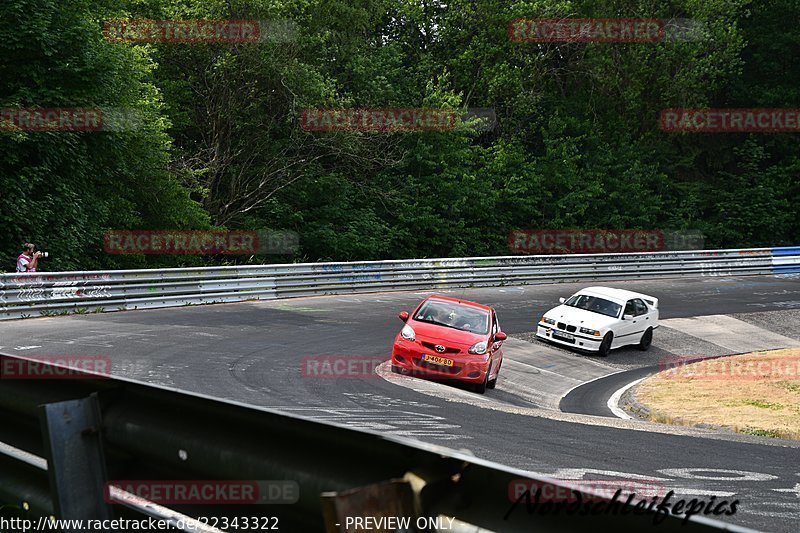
468,341 -> 487,354
400,324 -> 415,341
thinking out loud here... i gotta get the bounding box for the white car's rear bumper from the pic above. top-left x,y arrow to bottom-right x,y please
535,324 -> 603,352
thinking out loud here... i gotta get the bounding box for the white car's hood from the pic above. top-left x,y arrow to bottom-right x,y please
545,305 -> 619,329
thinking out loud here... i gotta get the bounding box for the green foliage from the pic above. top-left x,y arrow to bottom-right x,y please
2,0 -> 799,269
0,0 -> 209,271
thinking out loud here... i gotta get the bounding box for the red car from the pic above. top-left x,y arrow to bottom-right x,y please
391,295 -> 506,393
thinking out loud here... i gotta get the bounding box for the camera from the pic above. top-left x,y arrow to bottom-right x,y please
39,251 -> 49,258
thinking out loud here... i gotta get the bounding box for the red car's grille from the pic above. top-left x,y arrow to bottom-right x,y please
420,341 -> 461,354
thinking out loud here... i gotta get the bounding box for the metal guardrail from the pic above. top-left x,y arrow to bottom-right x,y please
1,247 -> 798,320
0,353 -> 744,532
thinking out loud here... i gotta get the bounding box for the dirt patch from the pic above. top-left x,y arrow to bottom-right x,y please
635,348 -> 800,439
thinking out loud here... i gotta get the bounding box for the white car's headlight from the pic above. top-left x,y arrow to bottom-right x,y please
468,341 -> 488,354
400,324 -> 415,341
579,327 -> 601,337
542,316 -> 556,325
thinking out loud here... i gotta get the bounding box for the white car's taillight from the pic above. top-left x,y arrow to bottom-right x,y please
468,341 -> 488,354
400,324 -> 415,341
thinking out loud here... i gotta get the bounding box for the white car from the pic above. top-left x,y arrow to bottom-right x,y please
535,286 -> 659,357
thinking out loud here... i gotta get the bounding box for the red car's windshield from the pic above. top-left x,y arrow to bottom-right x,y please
414,300 -> 490,334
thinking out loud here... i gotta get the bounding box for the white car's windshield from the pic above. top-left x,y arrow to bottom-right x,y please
414,301 -> 490,334
564,294 -> 622,318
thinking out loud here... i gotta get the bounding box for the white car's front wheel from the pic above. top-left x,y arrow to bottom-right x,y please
638,327 -> 653,351
598,332 -> 613,357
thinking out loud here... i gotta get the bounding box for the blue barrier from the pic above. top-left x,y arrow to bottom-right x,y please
772,246 -> 800,273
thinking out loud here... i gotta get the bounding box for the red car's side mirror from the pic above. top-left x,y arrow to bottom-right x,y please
398,311 -> 410,322
494,331 -> 507,341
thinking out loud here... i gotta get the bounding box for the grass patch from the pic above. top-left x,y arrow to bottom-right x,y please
636,347 -> 800,440
777,381 -> 800,393
741,428 -> 783,438
740,399 -> 784,410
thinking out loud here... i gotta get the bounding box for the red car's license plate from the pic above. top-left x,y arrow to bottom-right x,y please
421,354 -> 454,367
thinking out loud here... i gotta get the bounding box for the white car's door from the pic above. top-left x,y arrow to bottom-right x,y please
635,298 -> 657,331
614,299 -> 641,347
618,298 -> 653,347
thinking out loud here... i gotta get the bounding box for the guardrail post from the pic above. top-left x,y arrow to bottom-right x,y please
40,394 -> 112,530
321,479 -> 417,533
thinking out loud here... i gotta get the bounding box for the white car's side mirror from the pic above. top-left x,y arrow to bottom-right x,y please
623,314 -> 634,320
559,297 -> 566,304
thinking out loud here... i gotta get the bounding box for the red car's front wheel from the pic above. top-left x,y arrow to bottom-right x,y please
474,362 -> 491,394
487,360 -> 500,389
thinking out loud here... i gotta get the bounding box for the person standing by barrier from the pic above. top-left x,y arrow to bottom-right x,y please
16,243 -> 42,273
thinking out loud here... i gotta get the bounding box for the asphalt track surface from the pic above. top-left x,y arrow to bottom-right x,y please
560,366 -> 658,417
2,274 -> 800,532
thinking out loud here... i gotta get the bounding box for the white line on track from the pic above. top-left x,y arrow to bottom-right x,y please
668,489 -> 737,497
608,377 -> 646,419
771,483 -> 800,497
558,367 -> 627,406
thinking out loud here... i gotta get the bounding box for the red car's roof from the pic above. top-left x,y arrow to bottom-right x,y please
424,295 -> 493,312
